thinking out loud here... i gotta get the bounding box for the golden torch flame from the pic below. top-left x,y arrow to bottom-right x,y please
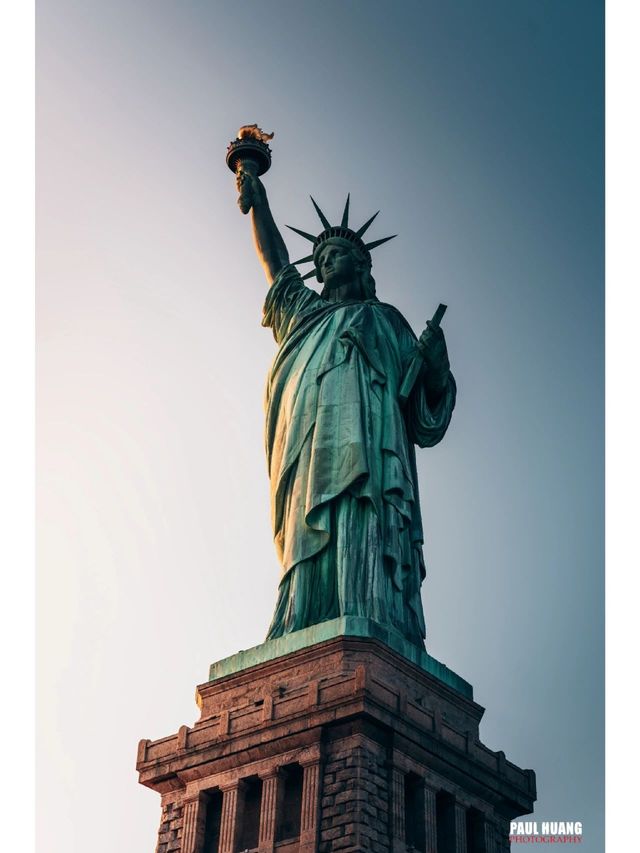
237,124 -> 274,143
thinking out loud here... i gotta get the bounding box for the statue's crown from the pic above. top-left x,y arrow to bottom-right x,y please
286,195 -> 396,280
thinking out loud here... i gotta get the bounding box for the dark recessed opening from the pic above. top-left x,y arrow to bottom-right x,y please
202,789 -> 223,853
466,806 -> 487,853
436,791 -> 456,853
236,776 -> 262,852
275,763 -> 303,842
405,773 -> 426,852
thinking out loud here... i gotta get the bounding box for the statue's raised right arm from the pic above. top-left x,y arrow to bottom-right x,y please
236,170 -> 289,285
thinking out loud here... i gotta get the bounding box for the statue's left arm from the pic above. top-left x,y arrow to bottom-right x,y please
418,322 -> 451,411
404,322 -> 457,448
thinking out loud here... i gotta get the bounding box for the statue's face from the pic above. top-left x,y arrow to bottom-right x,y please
317,241 -> 358,292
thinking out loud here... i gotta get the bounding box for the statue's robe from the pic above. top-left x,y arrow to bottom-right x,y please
262,265 -> 456,647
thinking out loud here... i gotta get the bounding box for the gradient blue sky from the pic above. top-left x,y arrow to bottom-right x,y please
37,1 -> 604,850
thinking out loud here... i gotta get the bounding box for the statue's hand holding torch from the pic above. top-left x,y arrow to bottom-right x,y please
226,124 -> 274,215
235,166 -> 265,214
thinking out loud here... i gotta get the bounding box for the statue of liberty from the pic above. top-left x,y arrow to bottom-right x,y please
230,129 -> 456,649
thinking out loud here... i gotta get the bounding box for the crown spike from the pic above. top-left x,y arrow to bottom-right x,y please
301,268 -> 318,280
364,235 -> 397,251
355,211 -> 380,238
285,224 -> 317,242
292,253 -> 315,265
341,194 -> 350,228
310,196 -> 331,230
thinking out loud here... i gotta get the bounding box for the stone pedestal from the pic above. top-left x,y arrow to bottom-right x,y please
137,623 -> 535,852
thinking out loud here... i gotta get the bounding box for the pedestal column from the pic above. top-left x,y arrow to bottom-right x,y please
218,781 -> 243,853
180,796 -> 204,853
299,758 -> 321,851
391,767 -> 406,852
483,818 -> 498,853
453,801 -> 467,853
257,772 -> 279,853
423,784 -> 437,853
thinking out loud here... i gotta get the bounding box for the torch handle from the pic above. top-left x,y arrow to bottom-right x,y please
236,159 -> 259,215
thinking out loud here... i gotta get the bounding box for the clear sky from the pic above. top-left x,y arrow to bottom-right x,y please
37,1 -> 604,850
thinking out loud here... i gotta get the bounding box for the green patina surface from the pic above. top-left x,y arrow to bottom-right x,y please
226,155 -> 460,665
208,616 -> 473,699
260,265 -> 455,646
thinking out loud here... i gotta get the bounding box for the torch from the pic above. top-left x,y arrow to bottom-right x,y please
226,124 -> 274,214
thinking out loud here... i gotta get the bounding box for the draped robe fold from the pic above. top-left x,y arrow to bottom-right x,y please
262,265 -> 456,647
